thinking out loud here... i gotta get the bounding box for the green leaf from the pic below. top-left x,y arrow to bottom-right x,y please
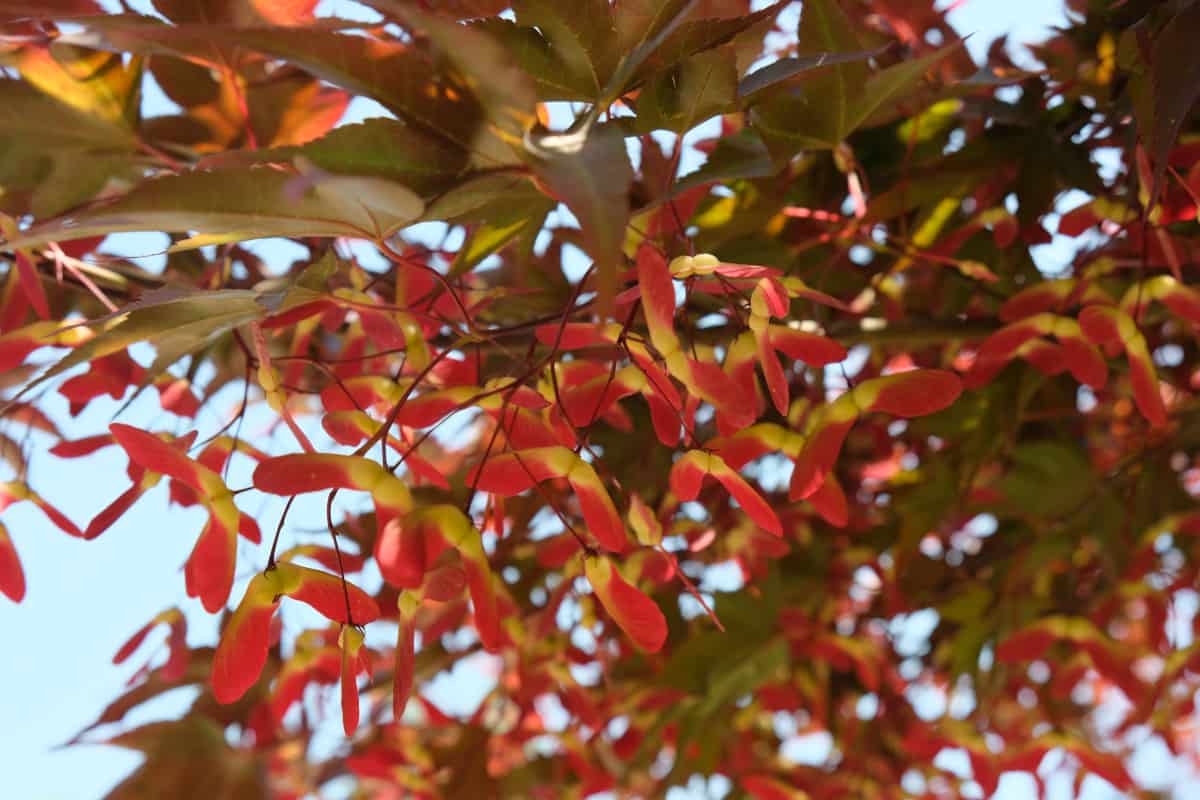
845,42 -> 960,135
103,717 -> 263,800
8,278 -> 321,405
749,1 -> 957,151
150,0 -> 315,25
623,2 -> 785,88
10,43 -> 141,128
422,172 -> 546,224
527,122 -> 632,308
0,78 -> 140,216
0,79 -> 132,151
998,441 -> 1094,519
394,8 -> 538,151
5,166 -> 424,251
31,152 -> 141,219
471,19 -> 596,101
1129,4 -> 1200,207
449,211 -> 549,279
231,27 -> 508,165
603,1 -> 785,106
791,0 -> 869,145
27,291 -> 253,382
66,17 -> 508,166
359,0 -> 509,21
237,117 -> 469,195
513,0 -> 616,97
632,48 -> 737,134
671,130 -> 776,195
736,47 -> 884,102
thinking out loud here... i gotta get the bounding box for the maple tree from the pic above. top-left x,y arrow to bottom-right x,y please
4,0 -> 1200,797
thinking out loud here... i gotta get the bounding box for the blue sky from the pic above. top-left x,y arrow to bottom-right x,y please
5,2 -> 1195,799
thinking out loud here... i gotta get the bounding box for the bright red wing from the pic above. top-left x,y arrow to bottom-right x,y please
585,556 -> 667,653
184,513 -> 237,613
109,423 -> 204,492
280,563 -> 382,625
770,327 -> 847,366
211,576 -> 278,704
254,453 -> 375,495
860,370 -> 963,418
789,420 -> 854,501
0,524 -> 25,603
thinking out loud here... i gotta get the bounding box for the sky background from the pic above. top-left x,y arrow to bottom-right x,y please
3,1 -> 1197,799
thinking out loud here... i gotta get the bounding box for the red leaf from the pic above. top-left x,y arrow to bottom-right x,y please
155,377 -> 200,417
0,524 -> 25,603
260,298 -> 334,329
585,556 -> 667,653
770,327 -> 848,366
289,544 -> 367,575
536,533 -> 583,568
789,420 -> 854,501
497,406 -> 568,450
29,493 -> 83,538
668,452 -> 708,501
687,358 -> 755,428
1162,284 -> 1200,324
85,485 -> 142,540
238,513 -> 262,544
113,619 -> 157,665
375,518 -> 428,589
535,322 -> 614,350
995,628 -> 1056,662
713,425 -> 787,469
1078,305 -> 1122,346
757,333 -> 789,415
742,775 -> 804,800
860,370 -> 962,418
319,376 -> 397,413
642,389 -> 681,446
0,335 -> 41,372
470,447 -> 570,494
404,452 -> 450,490
636,244 -> 678,351
1129,352 -> 1168,427
282,563 -> 382,625
755,277 -> 789,317
422,558 -> 467,602
50,434 -> 114,458
396,391 -> 467,428
708,460 -> 782,537
340,626 -> 364,736
394,609 -> 417,719
1069,746 -> 1134,791
14,251 -> 49,320
1021,340 -> 1065,375
1000,281 -> 1075,322
463,555 -> 504,652
1057,202 -> 1099,237
271,650 -> 337,724
559,372 -> 638,427
1058,335 -> 1108,389
572,472 -> 628,553
807,475 -> 848,527
254,453 -> 370,495
211,577 -> 278,704
634,355 -> 682,409
109,423 -> 203,492
977,320 -> 1045,363
184,513 -> 236,613
469,453 -> 538,494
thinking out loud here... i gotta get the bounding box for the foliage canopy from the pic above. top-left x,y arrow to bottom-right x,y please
3,0 -> 1200,797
